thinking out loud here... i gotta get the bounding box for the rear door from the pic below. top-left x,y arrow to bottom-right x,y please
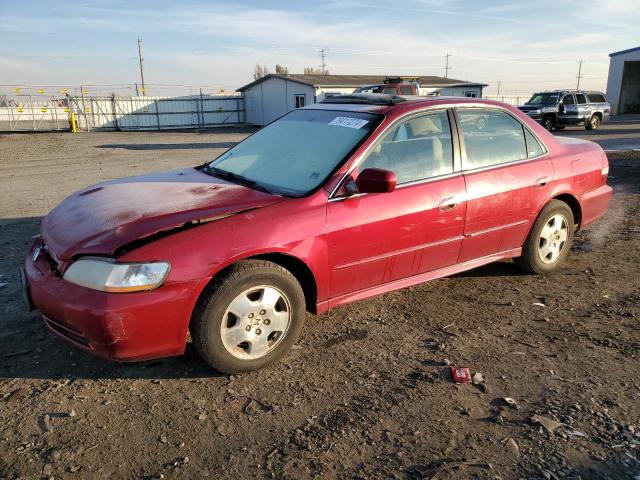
326,109 -> 466,298
575,93 -> 591,123
454,108 -> 554,262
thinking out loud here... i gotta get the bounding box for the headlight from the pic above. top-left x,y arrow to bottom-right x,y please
63,257 -> 170,293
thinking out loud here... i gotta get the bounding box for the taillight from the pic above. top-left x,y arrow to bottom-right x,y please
601,152 -> 609,183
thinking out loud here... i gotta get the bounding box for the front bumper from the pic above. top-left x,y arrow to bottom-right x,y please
24,240 -> 204,362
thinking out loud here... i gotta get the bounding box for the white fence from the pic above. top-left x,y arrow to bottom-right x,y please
483,96 -> 528,106
70,95 -> 244,131
0,106 -> 70,131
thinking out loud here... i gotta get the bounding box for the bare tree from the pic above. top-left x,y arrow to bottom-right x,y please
303,67 -> 329,75
253,63 -> 270,80
275,64 -> 289,75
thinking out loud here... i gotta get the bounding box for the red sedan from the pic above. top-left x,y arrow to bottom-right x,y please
23,95 -> 612,373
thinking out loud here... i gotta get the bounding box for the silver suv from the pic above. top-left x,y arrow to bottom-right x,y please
518,90 -> 610,131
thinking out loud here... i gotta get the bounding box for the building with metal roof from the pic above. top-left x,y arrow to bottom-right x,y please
237,74 -> 487,126
606,46 -> 640,114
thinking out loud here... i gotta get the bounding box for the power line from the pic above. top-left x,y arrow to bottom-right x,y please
319,47 -> 328,74
576,59 -> 583,89
444,53 -> 452,78
137,37 -> 146,96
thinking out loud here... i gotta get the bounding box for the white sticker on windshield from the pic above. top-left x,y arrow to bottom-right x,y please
328,116 -> 369,129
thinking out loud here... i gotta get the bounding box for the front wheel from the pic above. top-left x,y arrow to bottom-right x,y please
515,200 -> 575,274
585,114 -> 600,130
541,115 -> 556,131
190,260 -> 306,374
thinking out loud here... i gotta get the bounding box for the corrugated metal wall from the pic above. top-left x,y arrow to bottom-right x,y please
70,95 -> 244,131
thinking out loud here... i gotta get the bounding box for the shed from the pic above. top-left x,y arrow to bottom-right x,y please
606,46 -> 640,114
237,75 -> 315,126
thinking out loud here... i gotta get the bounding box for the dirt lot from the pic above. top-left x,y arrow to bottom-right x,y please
1,129 -> 639,480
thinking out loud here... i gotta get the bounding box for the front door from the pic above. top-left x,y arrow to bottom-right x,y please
559,93 -> 578,125
454,108 -> 554,262
327,109 -> 466,298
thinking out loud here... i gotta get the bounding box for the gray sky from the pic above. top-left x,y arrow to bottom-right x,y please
1,0 -> 638,97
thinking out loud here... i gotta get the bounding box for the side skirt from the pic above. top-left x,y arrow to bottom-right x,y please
316,247 -> 522,314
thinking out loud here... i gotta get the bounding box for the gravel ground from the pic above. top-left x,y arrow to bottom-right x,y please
0,130 -> 639,480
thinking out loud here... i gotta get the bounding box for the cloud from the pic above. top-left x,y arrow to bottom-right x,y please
0,1 -> 627,94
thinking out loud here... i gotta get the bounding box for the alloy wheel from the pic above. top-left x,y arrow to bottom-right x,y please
538,214 -> 569,264
220,285 -> 292,360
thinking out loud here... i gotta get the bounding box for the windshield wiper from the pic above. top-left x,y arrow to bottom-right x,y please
202,165 -> 273,194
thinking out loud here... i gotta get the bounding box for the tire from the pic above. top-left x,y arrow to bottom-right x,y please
585,114 -> 600,130
515,200 -> 575,274
190,260 -> 306,374
541,115 -> 556,131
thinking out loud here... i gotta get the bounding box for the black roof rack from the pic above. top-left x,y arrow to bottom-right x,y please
320,93 -> 407,106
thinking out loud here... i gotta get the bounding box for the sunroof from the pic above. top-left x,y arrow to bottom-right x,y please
320,94 -> 407,106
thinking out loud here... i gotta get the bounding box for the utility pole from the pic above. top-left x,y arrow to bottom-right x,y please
444,53 -> 452,78
137,37 -> 146,96
497,81 -> 501,96
576,59 -> 583,89
319,47 -> 328,74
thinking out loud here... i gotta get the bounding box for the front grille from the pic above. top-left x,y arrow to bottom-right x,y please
44,316 -> 91,348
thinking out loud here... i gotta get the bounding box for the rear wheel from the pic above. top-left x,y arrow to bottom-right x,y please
541,115 -> 556,131
516,200 -> 574,274
190,260 -> 306,374
585,114 -> 600,130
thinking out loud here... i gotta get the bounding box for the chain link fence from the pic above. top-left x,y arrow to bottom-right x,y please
1,86 -> 245,132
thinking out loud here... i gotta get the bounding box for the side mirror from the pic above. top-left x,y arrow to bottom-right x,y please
350,168 -> 397,194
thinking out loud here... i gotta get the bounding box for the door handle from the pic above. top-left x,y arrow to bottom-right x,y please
438,196 -> 458,211
534,176 -> 549,187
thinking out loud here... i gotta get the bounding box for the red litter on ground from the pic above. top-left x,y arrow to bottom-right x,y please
450,366 -> 473,383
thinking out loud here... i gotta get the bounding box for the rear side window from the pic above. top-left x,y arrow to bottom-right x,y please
587,93 -> 606,103
524,129 -> 545,158
399,86 -> 414,95
360,110 -> 454,184
575,93 -> 587,104
382,87 -> 397,95
457,109 -> 527,169
562,94 -> 575,105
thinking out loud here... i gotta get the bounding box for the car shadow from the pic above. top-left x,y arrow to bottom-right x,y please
97,142 -> 239,151
452,261 -> 528,278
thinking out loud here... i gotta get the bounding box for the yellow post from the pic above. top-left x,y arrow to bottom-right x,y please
69,112 -> 78,133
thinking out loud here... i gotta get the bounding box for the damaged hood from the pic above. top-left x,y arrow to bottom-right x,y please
41,167 -> 282,260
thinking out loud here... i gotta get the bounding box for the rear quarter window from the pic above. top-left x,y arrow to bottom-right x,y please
587,93 -> 606,103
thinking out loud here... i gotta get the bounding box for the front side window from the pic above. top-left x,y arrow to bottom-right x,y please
208,109 -> 380,196
382,87 -> 397,95
399,86 -> 414,95
359,110 -> 454,184
294,94 -> 306,108
457,109 -> 527,169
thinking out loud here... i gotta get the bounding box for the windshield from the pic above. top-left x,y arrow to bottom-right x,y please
207,109 -> 380,196
526,93 -> 560,106
354,86 -> 384,94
